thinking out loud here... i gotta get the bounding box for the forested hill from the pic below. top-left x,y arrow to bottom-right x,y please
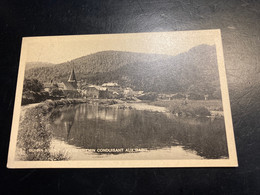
25,44 -> 221,95
26,62 -> 55,70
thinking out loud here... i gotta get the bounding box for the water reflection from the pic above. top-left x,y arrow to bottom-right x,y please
50,105 -> 77,141
50,103 -> 228,159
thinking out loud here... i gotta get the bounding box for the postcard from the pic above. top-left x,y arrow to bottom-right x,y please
7,30 -> 238,168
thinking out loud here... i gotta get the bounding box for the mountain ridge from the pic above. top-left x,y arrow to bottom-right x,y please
25,44 -> 221,97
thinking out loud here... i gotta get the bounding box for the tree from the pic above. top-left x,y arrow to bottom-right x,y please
50,89 -> 64,97
23,79 -> 43,92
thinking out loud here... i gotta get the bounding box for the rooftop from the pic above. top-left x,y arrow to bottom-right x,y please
68,68 -> 77,82
62,81 -> 77,90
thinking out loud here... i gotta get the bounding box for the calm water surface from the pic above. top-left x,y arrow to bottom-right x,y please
49,103 -> 228,160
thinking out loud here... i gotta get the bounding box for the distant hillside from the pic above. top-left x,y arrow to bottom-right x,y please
25,44 -> 221,96
25,62 -> 55,70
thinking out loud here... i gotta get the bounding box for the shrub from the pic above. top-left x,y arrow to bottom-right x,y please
21,91 -> 49,105
23,79 -> 43,93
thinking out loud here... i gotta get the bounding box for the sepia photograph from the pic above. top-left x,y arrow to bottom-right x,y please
7,30 -> 237,168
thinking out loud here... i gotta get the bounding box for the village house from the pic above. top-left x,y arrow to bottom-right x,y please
123,88 -> 143,98
102,82 -> 121,93
84,85 -> 99,98
43,81 -> 58,92
81,85 -> 109,99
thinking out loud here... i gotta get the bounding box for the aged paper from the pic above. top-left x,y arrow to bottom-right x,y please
7,30 -> 238,168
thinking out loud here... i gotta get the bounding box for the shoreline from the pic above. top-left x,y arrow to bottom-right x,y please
20,98 -> 87,117
20,98 -> 224,118
110,101 -> 169,113
95,99 -> 223,117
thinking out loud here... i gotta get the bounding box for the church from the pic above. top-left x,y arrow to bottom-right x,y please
43,68 -> 80,98
57,68 -> 81,98
43,68 -> 116,99
58,68 -> 78,91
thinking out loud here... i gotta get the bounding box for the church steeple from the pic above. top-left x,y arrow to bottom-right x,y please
68,68 -> 77,83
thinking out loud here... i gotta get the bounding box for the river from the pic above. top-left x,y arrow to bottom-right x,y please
48,103 -> 228,160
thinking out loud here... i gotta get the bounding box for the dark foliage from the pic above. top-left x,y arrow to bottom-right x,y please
21,79 -> 50,105
23,79 -> 43,93
49,89 -> 64,97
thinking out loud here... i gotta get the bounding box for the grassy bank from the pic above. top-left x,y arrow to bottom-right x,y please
16,98 -> 86,161
90,98 -> 222,117
149,99 -> 223,117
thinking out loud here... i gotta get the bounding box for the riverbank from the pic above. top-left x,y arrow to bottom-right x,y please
82,99 -> 169,113
16,98 -> 87,161
95,98 -> 223,117
20,98 -> 87,120
149,99 -> 223,117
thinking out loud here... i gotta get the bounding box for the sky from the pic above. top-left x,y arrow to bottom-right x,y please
23,30 -> 218,64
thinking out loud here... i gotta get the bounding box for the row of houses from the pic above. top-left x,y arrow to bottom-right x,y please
43,68 -> 144,99
43,68 -> 212,101
79,83 -> 144,99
